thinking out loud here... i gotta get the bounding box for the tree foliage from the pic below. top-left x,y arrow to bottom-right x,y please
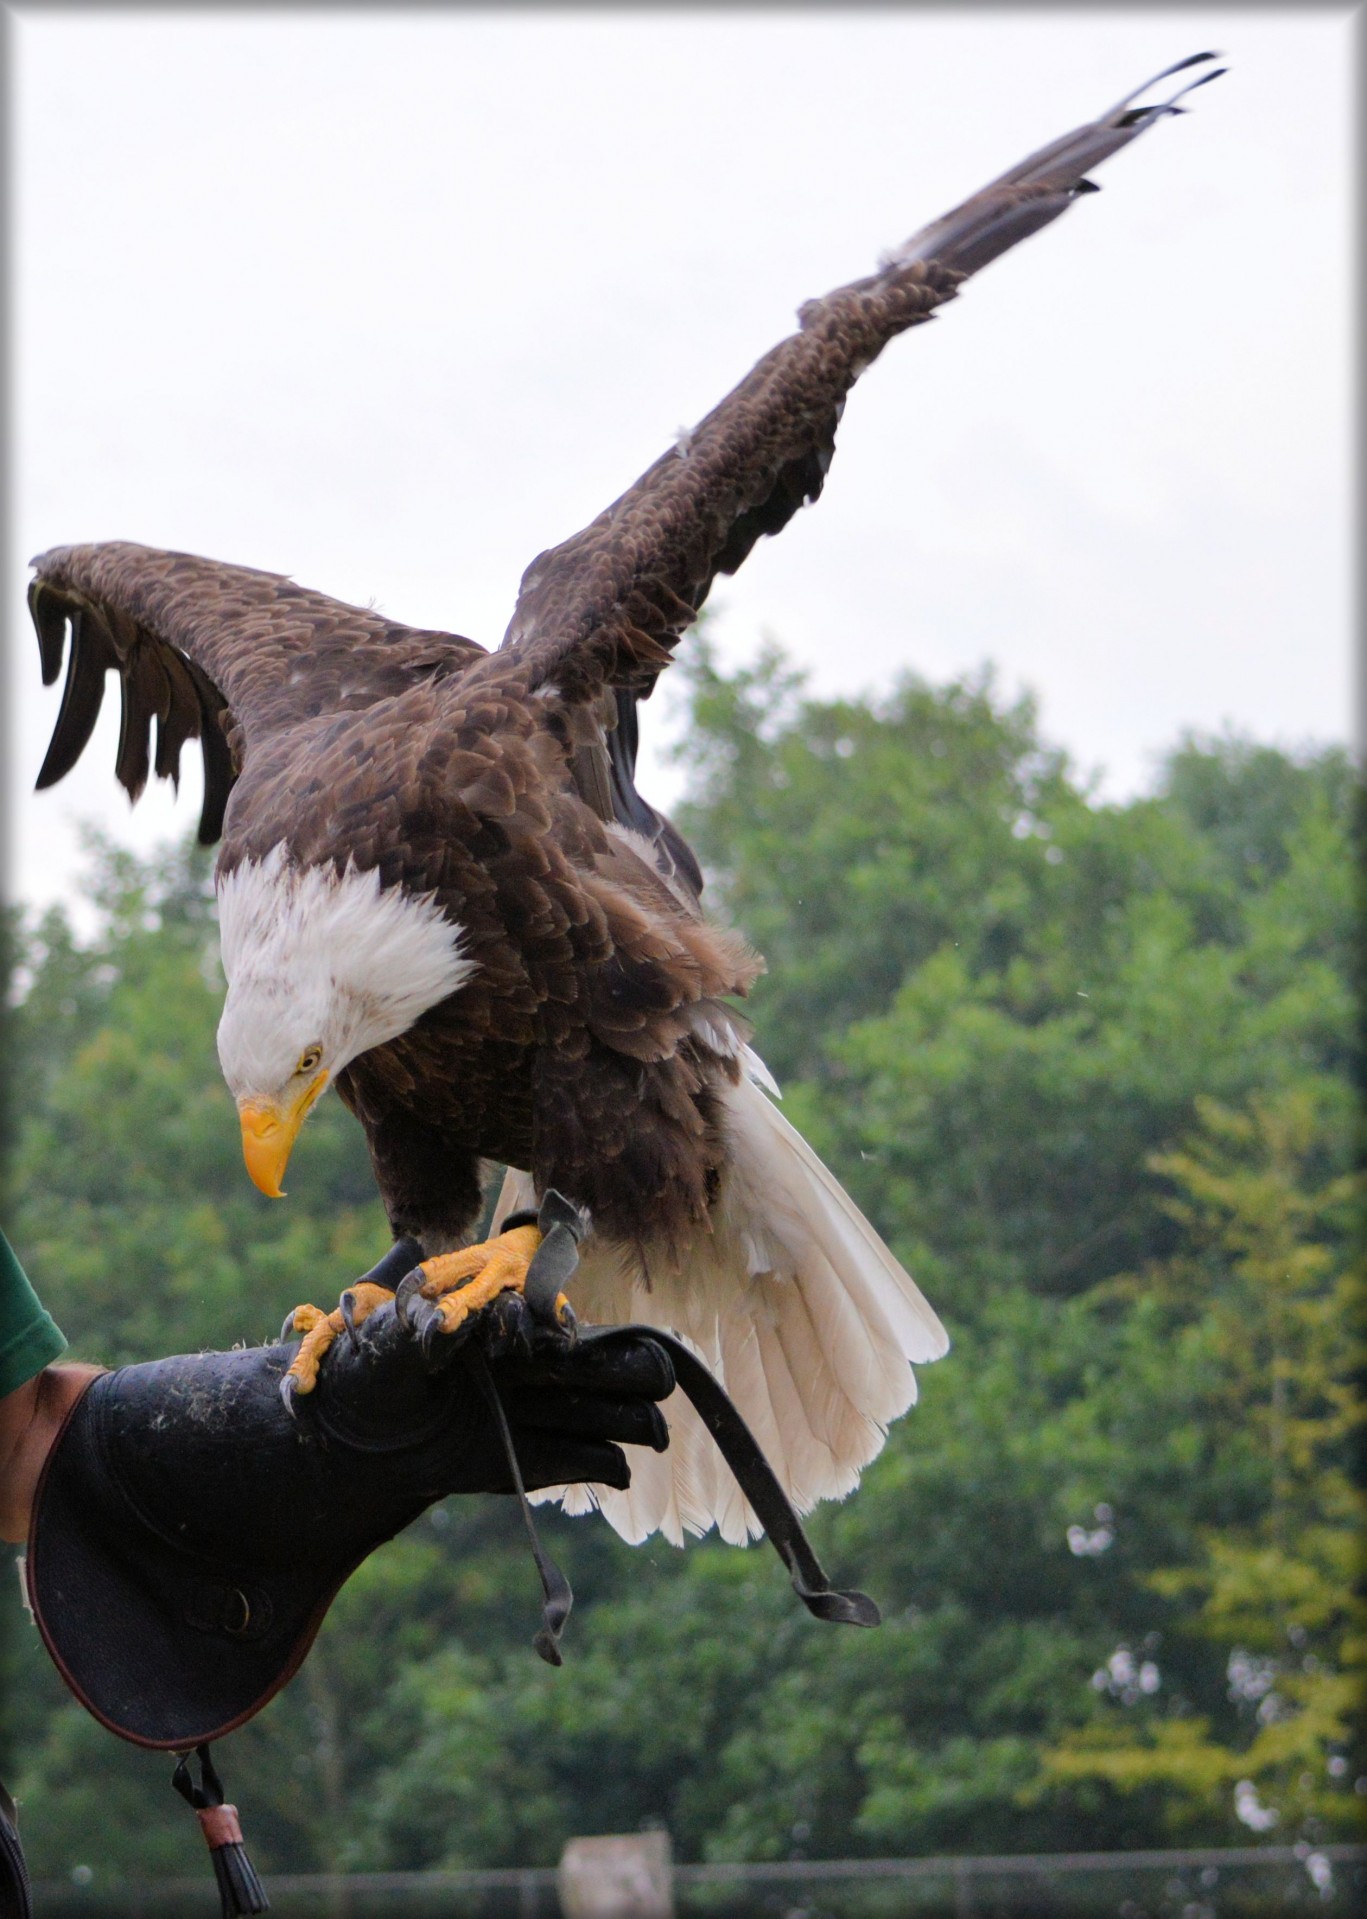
2,650 -> 1358,1888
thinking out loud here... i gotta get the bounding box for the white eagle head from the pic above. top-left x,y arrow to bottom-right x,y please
215,846 -> 475,1197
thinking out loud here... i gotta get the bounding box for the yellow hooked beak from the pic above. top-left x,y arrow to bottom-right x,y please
238,1071 -> 329,1198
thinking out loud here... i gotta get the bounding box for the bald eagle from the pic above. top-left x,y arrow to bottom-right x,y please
28,57 -> 1219,1545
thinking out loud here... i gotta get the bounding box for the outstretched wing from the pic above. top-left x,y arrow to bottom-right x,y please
28,543 -> 486,843
496,54 -> 1223,705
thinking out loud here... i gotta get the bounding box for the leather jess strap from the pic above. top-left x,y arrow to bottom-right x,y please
492,1191 -> 880,1645
576,1323 -> 881,1629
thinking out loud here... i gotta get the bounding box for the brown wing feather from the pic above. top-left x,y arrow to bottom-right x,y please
28,543 -> 486,844
494,55 -> 1222,705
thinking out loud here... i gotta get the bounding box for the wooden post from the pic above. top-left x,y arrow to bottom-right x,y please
557,1832 -> 674,1919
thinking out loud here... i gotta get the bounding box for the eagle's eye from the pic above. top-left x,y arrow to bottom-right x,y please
295,1046 -> 323,1077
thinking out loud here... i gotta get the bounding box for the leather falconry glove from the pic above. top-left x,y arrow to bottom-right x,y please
22,1209 -> 870,1918
25,1246 -> 674,1755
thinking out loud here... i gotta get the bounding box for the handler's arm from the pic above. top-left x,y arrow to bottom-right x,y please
0,1231 -> 101,1542
0,1365 -> 102,1543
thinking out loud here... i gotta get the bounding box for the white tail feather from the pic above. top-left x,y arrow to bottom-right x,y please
496,1055 -> 948,1546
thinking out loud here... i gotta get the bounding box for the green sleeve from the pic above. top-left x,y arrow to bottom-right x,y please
0,1231 -> 67,1400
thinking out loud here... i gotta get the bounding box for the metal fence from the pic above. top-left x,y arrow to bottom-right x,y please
30,1844 -> 1367,1918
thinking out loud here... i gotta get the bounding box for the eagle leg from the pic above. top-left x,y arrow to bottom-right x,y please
395,1223 -> 574,1349
279,1280 -> 396,1405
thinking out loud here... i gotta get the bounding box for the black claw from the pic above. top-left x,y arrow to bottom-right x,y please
394,1268 -> 426,1330
482,1291 -> 534,1358
340,1289 -> 363,1351
279,1372 -> 301,1419
280,1308 -> 300,1342
417,1305 -> 449,1366
411,1296 -> 469,1366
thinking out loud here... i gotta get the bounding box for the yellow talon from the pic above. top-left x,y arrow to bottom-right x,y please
410,1224 -> 568,1334
282,1281 -> 395,1395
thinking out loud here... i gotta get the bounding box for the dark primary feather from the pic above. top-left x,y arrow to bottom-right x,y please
492,52 -> 1224,712
28,546 -> 485,842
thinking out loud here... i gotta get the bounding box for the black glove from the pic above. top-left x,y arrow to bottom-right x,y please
26,1302 -> 673,1751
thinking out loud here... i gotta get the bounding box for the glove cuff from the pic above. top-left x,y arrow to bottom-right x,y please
25,1356 -> 358,1748
23,1320 -> 476,1750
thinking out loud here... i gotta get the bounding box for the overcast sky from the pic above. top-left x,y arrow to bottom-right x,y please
6,5 -> 1354,922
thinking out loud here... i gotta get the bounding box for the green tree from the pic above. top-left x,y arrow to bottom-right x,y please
1041,1092 -> 1364,1841
2,651 -> 1357,1885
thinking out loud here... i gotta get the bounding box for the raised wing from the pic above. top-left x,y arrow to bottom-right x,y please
28,542 -> 485,843
496,54 -> 1223,704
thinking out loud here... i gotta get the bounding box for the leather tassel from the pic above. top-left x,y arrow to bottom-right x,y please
172,1746 -> 270,1915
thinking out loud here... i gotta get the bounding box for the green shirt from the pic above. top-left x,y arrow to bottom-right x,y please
0,1232 -> 66,1400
